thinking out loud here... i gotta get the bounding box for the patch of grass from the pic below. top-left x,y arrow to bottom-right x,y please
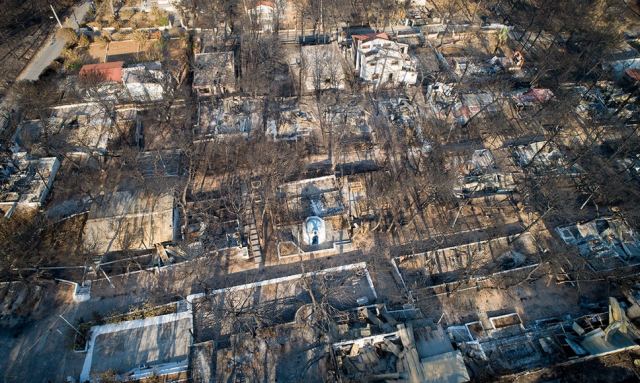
73,321 -> 91,351
65,60 -> 83,72
157,16 -> 169,26
105,302 -> 176,324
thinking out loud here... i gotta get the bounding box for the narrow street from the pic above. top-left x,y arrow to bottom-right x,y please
1,1 -> 92,133
17,1 -> 93,81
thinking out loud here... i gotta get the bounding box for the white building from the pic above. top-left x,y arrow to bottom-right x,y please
122,62 -> 165,102
249,1 -> 279,33
303,216 -> 326,246
352,33 -> 418,87
0,153 -> 60,217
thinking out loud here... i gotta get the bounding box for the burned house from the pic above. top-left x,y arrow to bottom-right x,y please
454,93 -> 499,125
343,175 -> 372,219
448,148 -> 516,198
196,98 -> 262,139
189,262 -> 378,382
333,324 -> 470,383
512,140 -> 583,175
556,217 -> 640,271
326,96 -> 378,168
511,88 -> 554,108
211,321 -> 327,383
134,149 -> 185,180
190,262 -> 377,342
192,51 -> 236,97
184,193 -> 249,261
605,40 -> 640,79
617,153 -> 640,181
13,102 -> 114,156
425,82 -> 457,122
450,48 -> 524,78
448,298 -> 640,379
394,233 -> 541,299
265,97 -> 318,141
0,153 -> 59,217
377,97 -> 431,154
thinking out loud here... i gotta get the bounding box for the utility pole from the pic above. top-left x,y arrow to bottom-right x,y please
320,0 -> 324,36
50,3 -> 63,28
93,264 -> 115,288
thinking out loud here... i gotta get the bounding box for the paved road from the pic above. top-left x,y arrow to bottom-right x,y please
0,1 -> 92,134
17,1 -> 93,81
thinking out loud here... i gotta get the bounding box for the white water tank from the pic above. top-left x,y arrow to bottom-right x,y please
303,216 -> 326,246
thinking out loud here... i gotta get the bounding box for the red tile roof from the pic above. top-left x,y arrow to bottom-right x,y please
515,88 -> 554,104
255,0 -> 275,8
625,68 -> 640,82
352,32 -> 390,42
79,61 -> 124,82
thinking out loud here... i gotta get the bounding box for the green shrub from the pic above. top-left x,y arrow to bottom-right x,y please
57,27 -> 78,47
77,34 -> 91,48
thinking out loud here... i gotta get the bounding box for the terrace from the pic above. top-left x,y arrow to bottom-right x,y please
80,311 -> 192,382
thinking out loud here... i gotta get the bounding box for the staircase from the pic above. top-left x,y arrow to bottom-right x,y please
241,186 -> 262,264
